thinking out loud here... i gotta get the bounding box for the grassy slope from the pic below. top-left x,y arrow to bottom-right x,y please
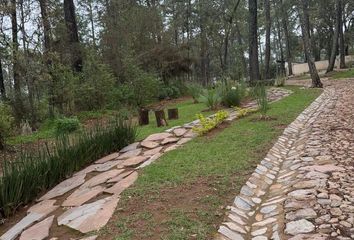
100,86 -> 322,240
330,68 -> 354,79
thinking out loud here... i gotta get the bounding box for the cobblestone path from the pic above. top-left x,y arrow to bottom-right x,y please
216,80 -> 354,240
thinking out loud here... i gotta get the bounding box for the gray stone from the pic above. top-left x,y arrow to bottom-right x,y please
285,219 -> 315,235
144,133 -> 172,141
260,205 -> 277,214
286,208 -> 317,221
218,226 -> 244,240
117,148 -> 142,160
140,141 -> 160,149
119,142 -> 139,153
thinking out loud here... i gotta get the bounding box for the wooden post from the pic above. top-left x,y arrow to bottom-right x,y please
138,108 -> 149,126
168,108 -> 179,120
154,109 -> 168,127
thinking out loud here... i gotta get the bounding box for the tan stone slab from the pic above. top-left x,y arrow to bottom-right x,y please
58,196 -> 119,234
62,186 -> 104,207
104,172 -> 138,195
79,236 -> 98,240
39,174 -> 86,201
95,152 -> 119,164
299,164 -> 345,173
161,137 -> 179,145
119,142 -> 140,153
173,128 -> 187,137
143,147 -> 163,156
140,141 -> 160,149
121,156 -> 148,167
28,200 -> 59,216
184,130 -> 197,138
117,148 -> 142,160
94,160 -> 121,172
164,145 -> 179,152
74,165 -> 97,176
80,169 -> 123,189
19,215 -> 54,240
0,212 -> 44,240
144,133 -> 172,141
137,153 -> 162,169
177,137 -> 192,145
107,170 -> 134,183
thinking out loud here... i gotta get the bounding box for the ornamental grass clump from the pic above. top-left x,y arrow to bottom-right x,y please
0,116 -> 136,217
252,83 -> 269,118
200,89 -> 222,110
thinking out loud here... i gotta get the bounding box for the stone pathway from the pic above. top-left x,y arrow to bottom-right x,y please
0,88 -> 292,240
216,80 -> 354,240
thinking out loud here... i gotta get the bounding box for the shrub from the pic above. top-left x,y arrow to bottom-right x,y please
187,83 -> 204,103
252,83 -> 269,116
274,76 -> 286,87
192,110 -> 229,135
54,117 -> 81,136
0,104 -> 14,149
200,89 -> 222,110
0,116 -> 136,217
218,81 -> 247,108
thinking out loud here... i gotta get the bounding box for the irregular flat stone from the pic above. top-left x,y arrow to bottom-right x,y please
143,147 -> 163,156
62,186 -> 104,207
19,215 -> 54,240
140,141 -> 160,149
218,226 -> 244,240
286,208 -> 317,221
28,200 -> 59,216
260,205 -> 277,214
252,217 -> 277,227
39,174 -> 86,201
177,138 -> 192,145
95,152 -> 119,164
104,172 -> 139,195
223,222 -> 247,234
80,169 -> 122,189
107,170 -> 134,183
234,196 -> 252,211
304,171 -> 329,179
164,145 -> 179,152
288,189 -> 316,200
144,133 -> 172,142
299,164 -> 345,173
117,148 -> 142,160
184,130 -> 198,138
94,160 -> 121,172
58,196 -> 119,233
161,137 -> 179,145
74,165 -> 97,176
119,142 -> 140,153
137,153 -> 162,169
285,219 -> 315,235
79,236 -> 98,240
173,128 -> 187,137
0,212 -> 44,240
121,156 -> 148,167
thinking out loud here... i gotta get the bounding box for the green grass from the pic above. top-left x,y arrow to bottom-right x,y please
136,99 -> 213,140
330,68 -> 354,79
107,86 -> 322,239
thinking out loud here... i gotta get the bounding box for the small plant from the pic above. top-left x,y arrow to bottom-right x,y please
234,107 -> 257,118
218,80 -> 248,108
0,104 -> 14,150
54,117 -> 81,136
187,83 -> 204,103
200,89 -> 222,110
192,110 -> 229,135
274,76 -> 286,87
252,83 -> 269,118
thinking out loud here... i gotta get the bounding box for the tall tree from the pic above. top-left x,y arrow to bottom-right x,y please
64,0 -> 82,72
264,0 -> 271,79
280,0 -> 293,75
339,0 -> 346,69
327,0 -> 342,73
11,0 -> 25,123
249,0 -> 260,82
298,0 -> 323,88
0,57 -> 5,101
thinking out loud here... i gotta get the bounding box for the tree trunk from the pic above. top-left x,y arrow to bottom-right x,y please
11,0 -> 25,124
235,23 -> 248,79
249,0 -> 260,82
339,1 -> 346,69
138,109 -> 149,126
280,0 -> 293,76
168,108 -> 179,120
0,58 -> 5,101
298,0 -> 323,88
327,0 -> 341,73
155,110 -> 168,127
275,10 -> 286,76
264,0 -> 271,79
64,0 -> 83,72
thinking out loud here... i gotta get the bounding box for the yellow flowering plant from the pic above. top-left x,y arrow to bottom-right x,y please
192,110 -> 229,135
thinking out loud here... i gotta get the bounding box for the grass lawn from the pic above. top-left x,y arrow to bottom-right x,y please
330,68 -> 354,79
99,86 -> 322,240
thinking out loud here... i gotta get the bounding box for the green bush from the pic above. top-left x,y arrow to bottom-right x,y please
187,83 -> 204,103
219,81 -> 247,108
0,116 -> 136,217
55,117 -> 81,136
200,89 -> 222,110
0,104 -> 14,149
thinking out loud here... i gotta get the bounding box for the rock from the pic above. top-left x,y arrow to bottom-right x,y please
62,186 -> 104,207
104,171 -> 138,195
137,153 -> 162,169
94,160 -> 121,172
218,226 -> 244,240
260,205 -> 277,214
177,138 -> 192,145
117,149 -> 142,160
173,128 -> 187,137
164,145 -> 179,152
119,142 -> 140,153
330,208 -> 343,216
79,236 -> 98,240
285,219 -> 315,235
144,133 -> 172,142
28,200 -> 58,216
234,197 -> 252,211
121,156 -> 148,167
299,165 -> 345,173
251,227 -> 267,236
143,147 -> 163,156
140,141 -> 160,149
161,138 -> 179,145
95,152 -> 119,164
107,170 -> 134,183
80,169 -> 122,189
223,222 -> 246,234
19,215 -> 54,240
252,217 -> 277,227
58,196 -> 119,233
288,189 -> 316,200
286,208 -> 317,221
304,171 -> 329,179
39,174 -> 86,201
0,212 -> 44,240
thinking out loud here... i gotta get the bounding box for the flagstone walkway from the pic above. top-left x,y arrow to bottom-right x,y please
0,88 -> 292,240
216,80 -> 354,240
